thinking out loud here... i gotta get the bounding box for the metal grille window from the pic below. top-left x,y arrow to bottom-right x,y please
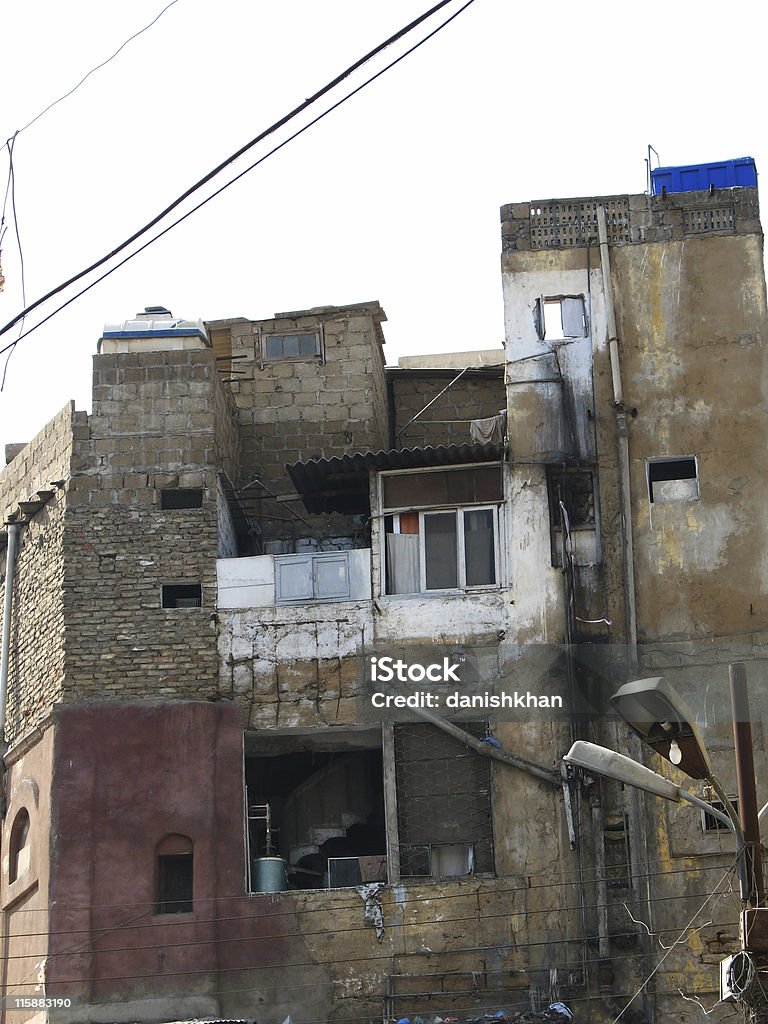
394,722 -> 494,877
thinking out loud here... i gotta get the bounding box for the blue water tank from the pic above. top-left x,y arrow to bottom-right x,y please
651,157 -> 757,195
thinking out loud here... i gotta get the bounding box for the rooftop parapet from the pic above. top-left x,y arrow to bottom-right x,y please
501,186 -> 761,253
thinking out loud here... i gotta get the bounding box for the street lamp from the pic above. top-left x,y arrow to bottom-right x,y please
563,739 -> 749,901
611,672 -> 763,909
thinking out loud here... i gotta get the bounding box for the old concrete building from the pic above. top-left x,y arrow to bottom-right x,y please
1,168 -> 767,1024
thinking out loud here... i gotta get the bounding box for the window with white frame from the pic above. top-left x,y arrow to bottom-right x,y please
381,465 -> 503,595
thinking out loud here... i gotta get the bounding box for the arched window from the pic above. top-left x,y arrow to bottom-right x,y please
9,808 -> 30,883
155,834 -> 193,914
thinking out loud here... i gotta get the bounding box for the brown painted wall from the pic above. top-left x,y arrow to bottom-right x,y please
0,724 -> 54,1023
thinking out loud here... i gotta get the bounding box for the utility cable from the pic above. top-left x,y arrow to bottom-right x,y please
3,1 -> 181,141
1,856 -> 740,916
610,859 -> 737,1023
2,856 -> 739,916
0,887 -> 741,954
0,0 -> 474,347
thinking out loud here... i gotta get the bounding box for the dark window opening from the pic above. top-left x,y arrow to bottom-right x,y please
160,488 -> 203,510
156,838 -> 194,914
9,807 -> 30,884
245,738 -> 386,891
547,468 -> 597,567
394,722 -> 494,878
381,466 -> 502,511
702,798 -> 738,833
161,584 -> 202,608
647,457 -> 699,503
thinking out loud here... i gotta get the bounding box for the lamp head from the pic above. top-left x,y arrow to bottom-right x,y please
610,676 -> 712,779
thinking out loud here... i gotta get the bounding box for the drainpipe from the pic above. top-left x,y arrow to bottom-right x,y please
0,521 -> 21,749
597,208 -> 654,1022
596,206 -> 637,669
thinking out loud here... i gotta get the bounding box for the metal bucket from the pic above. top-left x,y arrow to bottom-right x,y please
253,856 -> 288,892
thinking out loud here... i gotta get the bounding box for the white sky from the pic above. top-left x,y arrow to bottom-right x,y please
0,0 -> 764,456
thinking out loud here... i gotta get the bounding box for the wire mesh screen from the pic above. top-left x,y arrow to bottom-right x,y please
394,722 -> 494,876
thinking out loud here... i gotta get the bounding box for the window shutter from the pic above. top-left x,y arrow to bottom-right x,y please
275,556 -> 313,602
533,297 -> 545,340
314,554 -> 350,600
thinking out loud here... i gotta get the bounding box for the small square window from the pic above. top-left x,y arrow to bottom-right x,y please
534,296 -> 587,341
160,488 -> 203,510
162,584 -> 202,608
647,457 -> 699,503
702,798 -> 738,833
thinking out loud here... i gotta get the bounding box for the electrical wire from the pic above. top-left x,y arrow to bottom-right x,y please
0,132 -> 26,389
609,859 -> 738,1023
0,0 -> 475,349
4,1 -> 181,140
0,856 -> 741,916
0,886 -> 742,954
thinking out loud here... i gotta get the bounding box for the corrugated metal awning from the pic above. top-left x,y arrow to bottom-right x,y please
286,442 -> 504,515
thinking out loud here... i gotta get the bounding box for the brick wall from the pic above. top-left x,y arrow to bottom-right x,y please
61,348 -> 229,704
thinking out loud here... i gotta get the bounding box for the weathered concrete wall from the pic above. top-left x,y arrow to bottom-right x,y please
37,701 -> 590,1024
612,231 -> 768,641
500,187 -> 768,1018
0,724 -> 54,1022
218,601 -> 373,729
390,370 -> 505,449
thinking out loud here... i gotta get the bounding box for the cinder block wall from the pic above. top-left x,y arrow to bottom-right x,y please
209,302 -> 388,548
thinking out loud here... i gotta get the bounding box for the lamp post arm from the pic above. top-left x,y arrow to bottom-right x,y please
677,788 -> 749,902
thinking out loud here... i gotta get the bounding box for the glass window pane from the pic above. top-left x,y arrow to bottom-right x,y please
464,509 -> 495,586
299,333 -> 319,355
282,334 -> 299,356
265,335 -> 282,358
424,512 -> 457,590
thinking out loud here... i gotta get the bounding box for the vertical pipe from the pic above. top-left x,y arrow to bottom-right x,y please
730,662 -> 764,907
596,206 -> 637,669
0,522 -> 21,745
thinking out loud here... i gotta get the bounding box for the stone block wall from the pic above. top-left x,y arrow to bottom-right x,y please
0,402 -> 81,743
391,370 -> 505,449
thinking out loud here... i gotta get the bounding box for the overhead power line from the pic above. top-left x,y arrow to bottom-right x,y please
3,0 -> 181,141
0,0 -> 475,352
